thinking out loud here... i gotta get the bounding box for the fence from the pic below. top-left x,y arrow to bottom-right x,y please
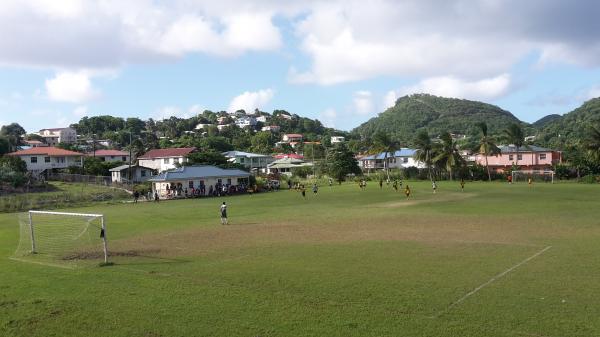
47,173 -> 132,191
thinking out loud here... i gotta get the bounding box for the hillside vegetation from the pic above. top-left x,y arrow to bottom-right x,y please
352,94 -> 524,144
535,98 -> 600,148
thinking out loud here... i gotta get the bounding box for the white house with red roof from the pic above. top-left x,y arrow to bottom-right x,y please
137,147 -> 196,172
88,149 -> 130,163
7,147 -> 83,175
35,127 -> 77,146
282,134 -> 303,142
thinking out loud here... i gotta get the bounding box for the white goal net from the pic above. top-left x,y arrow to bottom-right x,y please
12,211 -> 108,268
511,170 -> 555,184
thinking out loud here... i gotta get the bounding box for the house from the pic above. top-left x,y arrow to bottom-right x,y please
235,116 -> 257,128
137,147 -> 196,172
217,116 -> 230,124
222,151 -> 274,171
261,125 -> 280,132
358,148 -> 425,171
109,164 -> 156,183
148,165 -> 251,198
7,147 -> 83,176
36,127 -> 77,146
256,115 -> 268,123
217,124 -> 232,131
23,140 -> 47,148
273,153 -> 304,160
282,134 -> 303,142
331,136 -> 345,144
195,123 -> 214,130
88,149 -> 130,163
267,157 -> 313,176
474,145 -> 561,172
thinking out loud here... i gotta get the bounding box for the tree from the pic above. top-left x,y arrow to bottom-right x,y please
371,132 -> 399,180
0,155 -> 28,187
185,151 -> 230,167
325,143 -> 361,183
0,137 -> 9,155
503,123 -> 525,167
413,131 -> 436,183
476,122 -> 500,182
0,123 -> 26,152
433,132 -> 466,181
584,125 -> 600,167
250,132 -> 273,154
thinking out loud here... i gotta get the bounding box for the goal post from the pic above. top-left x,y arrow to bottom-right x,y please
511,170 -> 555,184
14,210 -> 108,267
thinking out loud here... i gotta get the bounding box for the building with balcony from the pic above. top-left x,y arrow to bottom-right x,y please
7,147 -> 83,176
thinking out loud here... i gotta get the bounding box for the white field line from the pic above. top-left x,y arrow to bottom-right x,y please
433,245 -> 552,318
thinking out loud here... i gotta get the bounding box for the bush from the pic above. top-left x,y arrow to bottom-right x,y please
580,175 -> 600,184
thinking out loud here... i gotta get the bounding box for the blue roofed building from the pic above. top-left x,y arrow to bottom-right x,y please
358,148 -> 425,172
148,165 -> 251,198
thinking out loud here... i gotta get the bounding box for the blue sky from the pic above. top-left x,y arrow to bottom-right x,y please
1,0 -> 599,132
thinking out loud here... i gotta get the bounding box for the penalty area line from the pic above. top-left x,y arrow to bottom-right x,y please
431,245 -> 552,318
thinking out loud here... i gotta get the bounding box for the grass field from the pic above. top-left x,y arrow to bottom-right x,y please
1,181 -> 600,337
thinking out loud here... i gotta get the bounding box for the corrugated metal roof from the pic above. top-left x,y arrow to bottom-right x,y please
360,148 -> 417,160
222,151 -> 271,158
148,165 -> 250,181
498,145 -> 555,153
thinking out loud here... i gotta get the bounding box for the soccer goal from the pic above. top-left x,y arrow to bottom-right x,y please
12,211 -> 108,268
511,170 -> 555,184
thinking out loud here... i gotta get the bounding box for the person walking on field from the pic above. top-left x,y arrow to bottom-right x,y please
404,185 -> 411,199
220,202 -> 228,225
301,185 -> 306,199
379,179 -> 383,189
312,183 -> 318,194
133,190 -> 140,203
154,192 -> 160,202
432,181 -> 437,194
460,179 -> 465,192
392,179 -> 398,192
528,177 -> 533,187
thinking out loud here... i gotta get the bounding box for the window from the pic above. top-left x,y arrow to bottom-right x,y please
189,181 -> 194,188
517,154 -> 523,160
199,180 -> 205,186
227,178 -> 232,185
509,154 -> 514,161
240,158 -> 245,163
403,157 -> 408,163
141,170 -> 146,177
44,157 -> 50,163
122,156 -> 127,161
539,153 -> 547,160
217,179 -> 222,184
30,157 -> 38,163
164,158 -> 169,164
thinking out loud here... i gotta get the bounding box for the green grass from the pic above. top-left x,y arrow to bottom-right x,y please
1,181 -> 600,336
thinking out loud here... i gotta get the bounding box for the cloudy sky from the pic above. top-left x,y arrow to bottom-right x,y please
1,0 -> 600,132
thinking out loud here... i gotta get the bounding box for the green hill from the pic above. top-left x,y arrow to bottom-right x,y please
533,114 -> 562,128
535,97 -> 600,148
352,94 -> 524,145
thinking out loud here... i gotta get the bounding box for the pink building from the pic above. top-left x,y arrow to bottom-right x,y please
474,145 -> 562,172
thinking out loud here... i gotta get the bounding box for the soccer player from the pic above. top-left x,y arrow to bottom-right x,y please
328,178 -> 333,187
220,202 -> 228,225
392,180 -> 398,192
528,177 -> 533,187
154,192 -> 160,202
432,181 -> 437,194
301,185 -> 306,198
379,179 -> 383,189
404,185 -> 411,199
312,183 -> 318,194
460,179 -> 465,192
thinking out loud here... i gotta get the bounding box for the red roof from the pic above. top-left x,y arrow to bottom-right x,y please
8,147 -> 83,157
273,153 -> 304,159
138,147 -> 196,159
284,134 -> 303,138
87,149 -> 129,156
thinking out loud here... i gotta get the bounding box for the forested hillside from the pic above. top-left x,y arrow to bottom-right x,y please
352,94 -> 525,145
535,98 -> 600,149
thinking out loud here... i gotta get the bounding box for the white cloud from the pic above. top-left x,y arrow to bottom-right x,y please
585,85 -> 600,100
188,104 -> 204,115
45,71 -> 100,103
228,89 -> 274,113
154,104 -> 205,120
352,91 -> 375,115
383,90 -> 398,109
320,108 -> 337,127
392,74 -> 512,101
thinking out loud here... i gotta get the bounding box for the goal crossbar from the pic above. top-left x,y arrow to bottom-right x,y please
29,210 -> 104,217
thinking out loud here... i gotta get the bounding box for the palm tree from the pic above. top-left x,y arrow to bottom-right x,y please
433,132 -> 466,181
503,123 -> 525,167
413,131 -> 436,183
371,132 -> 399,181
584,125 -> 600,162
476,122 -> 500,182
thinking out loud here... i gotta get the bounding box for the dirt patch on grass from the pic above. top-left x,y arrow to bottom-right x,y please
110,212 -> 542,259
62,249 -> 161,260
370,192 -> 477,208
